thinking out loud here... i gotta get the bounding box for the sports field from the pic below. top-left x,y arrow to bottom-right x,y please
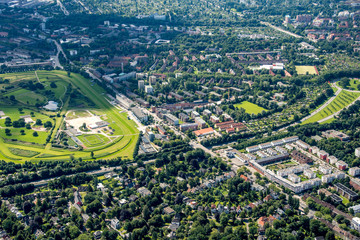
303,90 -> 360,124
295,66 -> 318,75
234,101 -> 268,114
0,70 -> 139,162
78,134 -> 110,148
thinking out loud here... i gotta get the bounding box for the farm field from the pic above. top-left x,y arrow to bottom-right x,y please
295,65 -> 318,75
0,70 -> 139,162
234,101 -> 268,114
303,90 -> 360,124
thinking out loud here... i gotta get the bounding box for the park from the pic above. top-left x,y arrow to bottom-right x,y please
0,70 -> 139,162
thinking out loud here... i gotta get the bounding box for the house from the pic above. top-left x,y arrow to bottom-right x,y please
164,207 -> 175,215
263,195 -> 273,202
111,218 -> 120,229
257,216 -> 276,228
94,231 -> 102,240
137,187 -> 152,197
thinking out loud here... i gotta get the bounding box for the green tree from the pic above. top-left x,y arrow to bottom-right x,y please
33,131 -> 38,137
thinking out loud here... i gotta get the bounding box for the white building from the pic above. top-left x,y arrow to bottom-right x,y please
352,217 -> 360,231
304,169 -> 316,179
319,165 -> 332,175
145,85 -> 153,94
309,146 -> 319,154
296,140 -> 310,150
328,155 -> 338,165
349,167 -> 360,177
349,204 -> 360,214
138,80 -> 145,90
277,164 -> 309,177
355,147 -> 360,157
321,172 -> 345,183
335,160 -> 348,170
288,173 -> 300,183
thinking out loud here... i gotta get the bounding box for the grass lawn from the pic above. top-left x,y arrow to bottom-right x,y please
0,128 -> 48,144
4,89 -> 47,106
234,101 -> 268,114
320,117 -> 335,124
78,134 -> 110,148
296,65 -> 318,75
303,90 -> 360,124
339,195 -> 350,205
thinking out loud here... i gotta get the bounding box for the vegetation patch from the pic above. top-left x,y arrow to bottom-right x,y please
8,147 -> 40,157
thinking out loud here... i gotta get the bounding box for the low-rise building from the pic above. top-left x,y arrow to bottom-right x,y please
319,165 -> 332,175
296,140 -> 310,150
304,169 -> 316,179
318,150 -> 328,160
191,111 -> 200,118
288,173 -> 300,183
195,117 -> 206,128
328,155 -> 338,165
164,114 -> 179,125
210,115 -> 220,123
349,204 -> 360,214
355,147 -> 360,157
131,107 -> 148,123
336,160 -> 348,170
180,123 -> 198,132
349,167 -> 360,177
334,183 -> 358,201
194,127 -> 214,137
352,217 -> 360,231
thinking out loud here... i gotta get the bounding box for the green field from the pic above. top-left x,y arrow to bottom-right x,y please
303,90 -> 360,124
0,70 -> 139,162
296,66 -> 318,75
234,101 -> 268,114
78,134 -> 110,148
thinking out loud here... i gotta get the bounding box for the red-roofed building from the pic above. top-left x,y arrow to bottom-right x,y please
240,175 -> 249,182
263,195 -> 273,202
257,215 -> 276,228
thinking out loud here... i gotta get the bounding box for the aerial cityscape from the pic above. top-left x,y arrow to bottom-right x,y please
1,0 -> 360,239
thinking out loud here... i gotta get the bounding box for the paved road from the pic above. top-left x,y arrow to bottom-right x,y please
56,0 -> 69,15
261,21 -> 304,39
